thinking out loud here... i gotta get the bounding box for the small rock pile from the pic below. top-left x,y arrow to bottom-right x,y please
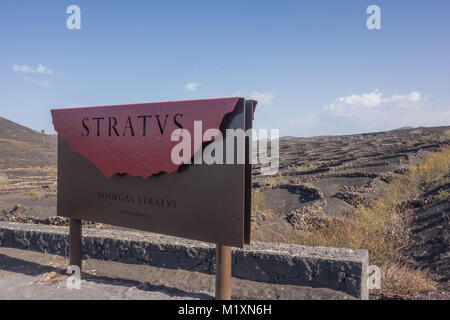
0,204 -> 100,227
285,200 -> 330,231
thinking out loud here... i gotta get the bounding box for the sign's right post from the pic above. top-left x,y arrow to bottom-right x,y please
215,244 -> 232,300
215,99 -> 256,300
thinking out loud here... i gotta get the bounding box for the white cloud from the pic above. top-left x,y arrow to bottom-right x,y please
324,89 -> 424,118
235,90 -> 275,107
24,76 -> 51,88
316,89 -> 449,133
185,82 -> 199,92
35,64 -> 54,75
13,64 -> 34,73
284,90 -> 449,137
249,91 -> 275,107
13,64 -> 54,75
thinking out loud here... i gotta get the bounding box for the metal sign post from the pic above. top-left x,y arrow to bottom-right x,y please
215,244 -> 232,300
69,218 -> 82,271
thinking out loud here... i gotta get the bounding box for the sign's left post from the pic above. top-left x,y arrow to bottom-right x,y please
69,218 -> 82,271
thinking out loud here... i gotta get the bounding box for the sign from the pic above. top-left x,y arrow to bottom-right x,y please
51,98 -> 256,248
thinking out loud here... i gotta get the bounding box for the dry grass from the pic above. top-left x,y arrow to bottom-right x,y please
23,191 -> 41,198
251,191 -> 267,213
0,173 -> 8,185
253,147 -> 450,294
295,164 -> 316,173
297,147 -> 449,260
253,218 -> 305,243
417,129 -> 450,144
264,172 -> 288,185
437,189 -> 450,200
377,263 -> 437,295
35,271 -> 68,286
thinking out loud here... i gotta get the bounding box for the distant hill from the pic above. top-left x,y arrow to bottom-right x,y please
253,125 -> 450,219
392,126 -> 415,131
0,116 -> 56,170
0,116 -> 56,145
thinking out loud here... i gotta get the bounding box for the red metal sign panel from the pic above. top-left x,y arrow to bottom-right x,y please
51,97 -> 241,178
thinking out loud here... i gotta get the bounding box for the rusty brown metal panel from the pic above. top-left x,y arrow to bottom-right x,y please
57,99 -> 248,248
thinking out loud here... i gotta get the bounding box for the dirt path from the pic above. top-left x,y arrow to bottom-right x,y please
0,247 -> 354,300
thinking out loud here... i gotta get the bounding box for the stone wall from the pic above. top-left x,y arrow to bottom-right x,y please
0,221 -> 368,299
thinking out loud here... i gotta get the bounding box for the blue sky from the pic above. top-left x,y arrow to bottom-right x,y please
1,0 -> 449,137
